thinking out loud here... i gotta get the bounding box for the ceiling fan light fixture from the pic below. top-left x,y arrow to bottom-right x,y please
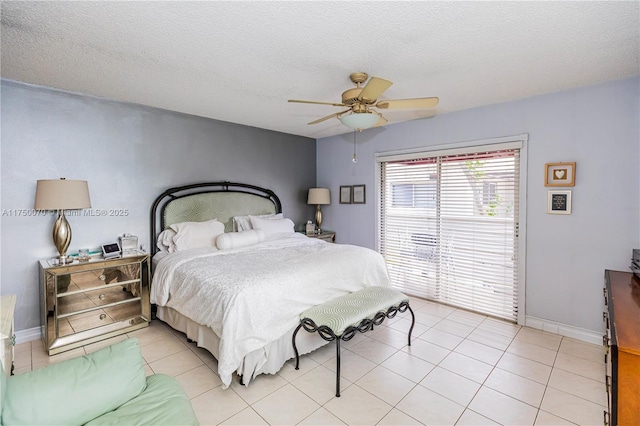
339,111 -> 380,131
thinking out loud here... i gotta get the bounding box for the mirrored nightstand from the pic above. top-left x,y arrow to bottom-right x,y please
306,231 -> 336,243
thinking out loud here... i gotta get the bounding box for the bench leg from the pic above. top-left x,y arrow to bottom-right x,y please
407,305 -> 415,346
335,338 -> 341,397
292,323 -> 303,370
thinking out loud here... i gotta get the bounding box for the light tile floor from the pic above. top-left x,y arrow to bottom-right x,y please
14,298 -> 607,425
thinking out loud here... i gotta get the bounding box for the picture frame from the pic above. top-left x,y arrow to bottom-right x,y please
547,190 -> 572,215
339,186 -> 352,204
352,184 -> 366,204
545,162 -> 576,187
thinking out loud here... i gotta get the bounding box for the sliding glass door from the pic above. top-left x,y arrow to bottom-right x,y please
377,142 -> 522,322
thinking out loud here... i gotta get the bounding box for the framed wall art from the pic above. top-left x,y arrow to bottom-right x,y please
339,186 -> 352,204
352,185 -> 366,204
547,190 -> 572,215
545,162 -> 576,187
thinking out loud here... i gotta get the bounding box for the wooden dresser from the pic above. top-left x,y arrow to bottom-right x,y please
603,270 -> 640,426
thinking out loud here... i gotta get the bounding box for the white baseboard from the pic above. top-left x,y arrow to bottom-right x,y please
17,318 -> 604,347
525,315 -> 602,345
15,326 -> 42,345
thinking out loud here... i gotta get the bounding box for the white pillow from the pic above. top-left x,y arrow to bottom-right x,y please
156,229 -> 177,253
249,216 -> 295,236
216,230 -> 265,250
233,213 -> 283,232
170,219 -> 225,251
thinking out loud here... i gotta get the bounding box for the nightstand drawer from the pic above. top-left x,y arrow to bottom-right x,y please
306,231 -> 336,243
51,306 -> 147,352
57,282 -> 141,316
53,264 -> 142,292
56,299 -> 142,335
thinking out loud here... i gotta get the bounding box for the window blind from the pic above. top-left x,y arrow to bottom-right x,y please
378,146 -> 520,321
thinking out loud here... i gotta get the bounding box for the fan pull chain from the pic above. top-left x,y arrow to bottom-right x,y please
352,131 -> 358,163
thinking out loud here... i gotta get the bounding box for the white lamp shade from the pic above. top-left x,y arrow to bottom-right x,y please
34,179 -> 92,210
339,112 -> 380,131
308,188 -> 330,205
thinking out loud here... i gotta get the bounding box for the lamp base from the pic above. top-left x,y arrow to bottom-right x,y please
57,255 -> 74,263
315,205 -> 323,234
53,210 -> 72,261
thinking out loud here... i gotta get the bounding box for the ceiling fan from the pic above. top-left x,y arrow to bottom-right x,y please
288,72 -> 439,131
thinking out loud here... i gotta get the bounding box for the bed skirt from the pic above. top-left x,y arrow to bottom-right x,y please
156,306 -> 328,387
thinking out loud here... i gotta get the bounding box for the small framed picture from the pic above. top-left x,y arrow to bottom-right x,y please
340,186 -> 352,204
353,185 -> 366,204
547,190 -> 572,214
545,162 -> 576,187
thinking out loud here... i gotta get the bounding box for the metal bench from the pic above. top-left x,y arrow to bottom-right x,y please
292,286 -> 415,397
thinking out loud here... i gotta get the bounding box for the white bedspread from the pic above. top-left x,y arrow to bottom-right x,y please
151,233 -> 390,387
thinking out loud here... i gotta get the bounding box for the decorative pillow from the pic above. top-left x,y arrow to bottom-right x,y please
216,230 -> 265,250
233,213 -> 283,232
156,229 -> 177,253
249,216 -> 295,236
170,219 -> 225,251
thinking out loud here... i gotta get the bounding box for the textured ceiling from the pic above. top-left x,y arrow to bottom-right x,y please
2,1 -> 639,139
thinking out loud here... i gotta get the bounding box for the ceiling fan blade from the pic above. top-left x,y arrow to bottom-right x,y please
376,97 -> 439,109
358,77 -> 393,102
374,114 -> 388,127
289,99 -> 346,107
308,109 -> 351,125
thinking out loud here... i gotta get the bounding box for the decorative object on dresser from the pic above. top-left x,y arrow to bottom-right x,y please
34,178 -> 92,265
39,253 -> 150,355
119,233 -> 139,255
306,230 -> 336,243
544,162 -> 576,187
307,187 -> 330,233
339,185 -> 352,204
603,268 -> 640,426
0,294 -> 16,376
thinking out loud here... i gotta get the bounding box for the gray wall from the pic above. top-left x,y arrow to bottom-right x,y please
316,77 -> 640,336
1,80 -> 317,333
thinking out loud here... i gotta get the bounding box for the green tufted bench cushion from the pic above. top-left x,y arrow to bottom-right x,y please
300,286 -> 409,336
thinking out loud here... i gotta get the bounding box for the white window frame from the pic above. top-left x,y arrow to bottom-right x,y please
375,134 -> 528,325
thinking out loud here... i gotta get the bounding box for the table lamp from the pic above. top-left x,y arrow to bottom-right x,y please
35,178 -> 91,264
307,188 -> 330,233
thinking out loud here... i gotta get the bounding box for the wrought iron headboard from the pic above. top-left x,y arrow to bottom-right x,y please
150,181 -> 282,256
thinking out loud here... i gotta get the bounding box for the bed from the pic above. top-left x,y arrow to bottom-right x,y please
150,181 -> 391,388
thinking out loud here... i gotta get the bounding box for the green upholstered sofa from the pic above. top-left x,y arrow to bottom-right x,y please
0,338 -> 199,425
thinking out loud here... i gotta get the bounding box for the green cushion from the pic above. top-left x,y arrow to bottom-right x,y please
1,362 -> 5,423
85,374 -> 199,426
301,286 -> 409,336
2,338 -> 146,426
